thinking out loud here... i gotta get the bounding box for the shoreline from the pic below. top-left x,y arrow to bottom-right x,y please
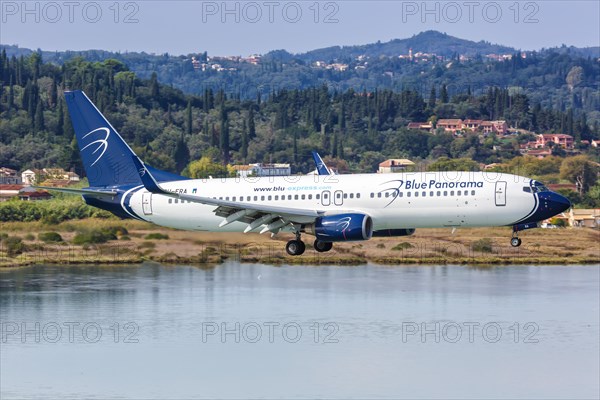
1,219 -> 599,268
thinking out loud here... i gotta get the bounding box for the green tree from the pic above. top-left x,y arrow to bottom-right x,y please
560,156 -> 599,196
184,156 -> 230,179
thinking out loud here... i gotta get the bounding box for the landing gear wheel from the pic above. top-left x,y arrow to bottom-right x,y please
510,237 -> 522,247
286,240 -> 306,256
314,240 -> 333,253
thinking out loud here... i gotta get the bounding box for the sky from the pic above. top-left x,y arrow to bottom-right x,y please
1,1 -> 599,56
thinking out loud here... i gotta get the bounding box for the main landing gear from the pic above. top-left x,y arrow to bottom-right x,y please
285,232 -> 334,256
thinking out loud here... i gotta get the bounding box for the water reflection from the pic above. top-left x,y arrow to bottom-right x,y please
1,263 -> 599,399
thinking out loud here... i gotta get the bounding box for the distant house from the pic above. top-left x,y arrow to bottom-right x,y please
18,187 -> 52,201
480,120 -> 508,135
569,209 -> 600,228
462,119 -> 483,131
233,163 -> 291,177
437,119 -> 463,134
21,168 -> 80,186
0,184 -> 25,202
378,159 -> 415,173
407,122 -> 432,131
0,167 -> 21,184
21,169 -> 41,185
536,134 -> 574,149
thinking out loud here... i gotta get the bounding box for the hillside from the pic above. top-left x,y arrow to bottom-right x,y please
2,31 -> 599,122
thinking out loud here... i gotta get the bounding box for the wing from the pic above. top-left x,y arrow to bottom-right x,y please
132,157 -> 338,235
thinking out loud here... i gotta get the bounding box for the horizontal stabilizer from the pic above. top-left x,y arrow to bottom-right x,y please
32,186 -> 118,198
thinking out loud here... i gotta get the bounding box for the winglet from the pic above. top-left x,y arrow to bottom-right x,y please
311,151 -> 332,175
131,156 -> 169,195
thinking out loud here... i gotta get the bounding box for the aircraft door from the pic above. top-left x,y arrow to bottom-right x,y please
321,190 -> 331,206
334,190 -> 343,206
495,181 -> 507,206
142,192 -> 153,215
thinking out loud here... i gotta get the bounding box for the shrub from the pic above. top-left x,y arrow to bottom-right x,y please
120,235 -> 131,241
39,232 -> 63,243
472,238 -> 494,253
24,233 -> 35,241
3,236 -> 25,257
392,242 -> 413,251
138,241 -> 156,249
72,228 -> 117,245
0,232 -> 8,242
376,243 -> 386,249
145,232 -> 169,240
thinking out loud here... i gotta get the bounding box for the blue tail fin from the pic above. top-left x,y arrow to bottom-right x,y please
65,90 -> 142,188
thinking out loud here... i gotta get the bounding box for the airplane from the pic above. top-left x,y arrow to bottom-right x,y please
36,90 -> 572,256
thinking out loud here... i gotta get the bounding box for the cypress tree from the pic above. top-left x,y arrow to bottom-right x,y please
428,85 -> 436,109
34,98 -> 45,132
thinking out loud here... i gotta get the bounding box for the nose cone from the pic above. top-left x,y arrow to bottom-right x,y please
539,191 -> 572,217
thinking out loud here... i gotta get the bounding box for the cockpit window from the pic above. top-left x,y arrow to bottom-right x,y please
523,187 -> 531,193
531,181 -> 549,193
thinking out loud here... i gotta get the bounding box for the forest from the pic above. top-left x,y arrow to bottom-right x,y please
0,49 -> 598,207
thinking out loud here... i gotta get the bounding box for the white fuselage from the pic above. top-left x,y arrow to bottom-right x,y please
126,172 -> 535,233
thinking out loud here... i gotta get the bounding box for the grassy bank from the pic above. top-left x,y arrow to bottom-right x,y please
1,219 -> 599,267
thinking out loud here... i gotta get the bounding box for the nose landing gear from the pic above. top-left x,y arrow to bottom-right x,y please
511,226 -> 522,247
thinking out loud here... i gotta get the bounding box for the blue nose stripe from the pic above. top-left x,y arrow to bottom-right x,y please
518,191 -> 571,224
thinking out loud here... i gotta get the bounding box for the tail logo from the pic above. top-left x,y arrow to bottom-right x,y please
81,127 -> 110,166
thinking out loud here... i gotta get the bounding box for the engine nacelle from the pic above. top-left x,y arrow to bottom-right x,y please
372,228 -> 416,237
304,213 -> 373,242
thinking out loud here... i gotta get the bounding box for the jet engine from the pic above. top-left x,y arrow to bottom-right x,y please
303,213 -> 373,242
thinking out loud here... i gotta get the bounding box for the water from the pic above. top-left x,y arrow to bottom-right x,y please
1,263 -> 599,399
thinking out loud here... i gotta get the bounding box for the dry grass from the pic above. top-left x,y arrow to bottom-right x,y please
1,219 -> 599,267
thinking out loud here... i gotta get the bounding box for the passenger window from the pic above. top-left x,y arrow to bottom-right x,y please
450,191 -> 454,196
407,192 -> 411,197
219,197 -> 222,200
377,193 -> 382,198
336,193 -> 341,199
343,193 -> 347,199
294,195 -> 299,200
316,194 -> 320,200
268,195 -> 272,201
422,191 -> 426,197
349,193 -> 354,199
385,192 -> 389,198
226,197 -> 230,201
399,192 -> 403,197
323,194 -> 328,199
301,194 -> 305,200
275,195 -> 279,200
430,191 -> 434,197
471,190 -> 475,195
443,191 -> 448,196
415,192 -> 419,197
232,197 -> 236,201
254,196 -> 258,201
175,199 -> 179,204
370,193 -> 374,198
308,194 -> 312,200
261,196 -> 265,201
437,191 -> 441,196
356,193 -> 360,199
168,198 -> 172,204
